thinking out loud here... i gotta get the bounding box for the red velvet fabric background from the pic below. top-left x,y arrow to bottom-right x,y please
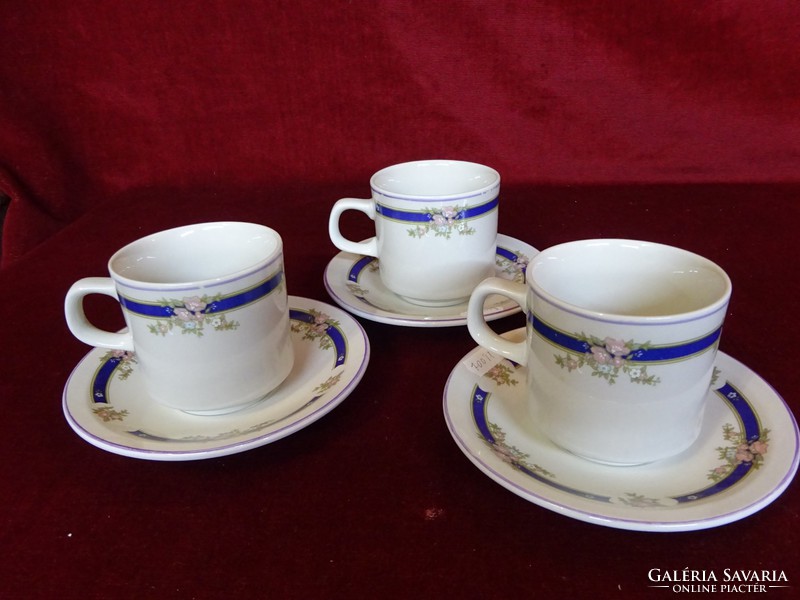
1,1 -> 799,264
0,2 -> 798,599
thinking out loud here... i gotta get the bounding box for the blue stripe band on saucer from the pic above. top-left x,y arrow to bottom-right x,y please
672,382 -> 761,503
715,382 -> 760,441
91,310 -> 348,410
289,309 -> 347,366
92,357 -> 121,404
348,256 -> 376,283
471,385 -> 612,503
120,271 -> 283,318
495,245 -> 527,277
346,244 -> 519,283
530,314 -> 721,363
375,196 -> 498,224
672,462 -> 751,503
471,377 -> 764,506
496,246 -> 518,263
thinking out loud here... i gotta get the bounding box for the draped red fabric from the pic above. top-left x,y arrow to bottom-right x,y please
1,1 -> 798,265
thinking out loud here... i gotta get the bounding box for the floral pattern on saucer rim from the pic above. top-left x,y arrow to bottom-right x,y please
323,233 -> 538,327
62,296 -> 370,461
443,330 -> 799,532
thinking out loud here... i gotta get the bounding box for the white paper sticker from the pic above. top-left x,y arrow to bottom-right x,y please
462,347 -> 504,377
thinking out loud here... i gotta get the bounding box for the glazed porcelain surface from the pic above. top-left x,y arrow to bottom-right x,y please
467,239 -> 732,464
65,222 -> 294,414
62,296 -> 369,460
444,329 -> 799,532
328,160 -> 500,305
324,234 -> 537,327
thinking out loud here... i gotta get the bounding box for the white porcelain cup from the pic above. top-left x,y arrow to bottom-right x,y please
64,222 -> 294,415
467,239 -> 732,465
328,160 -> 500,306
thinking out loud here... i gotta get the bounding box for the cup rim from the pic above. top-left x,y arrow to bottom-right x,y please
528,238 -> 733,324
108,222 -> 283,290
370,159 -> 500,201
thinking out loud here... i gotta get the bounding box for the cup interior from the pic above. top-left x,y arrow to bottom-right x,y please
530,240 -> 731,318
110,222 -> 281,285
371,160 -> 499,198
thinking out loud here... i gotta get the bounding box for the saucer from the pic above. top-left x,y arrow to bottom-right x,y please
443,329 -> 799,532
323,234 -> 538,327
62,296 -> 370,461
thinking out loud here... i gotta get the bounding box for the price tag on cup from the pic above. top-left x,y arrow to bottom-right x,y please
462,347 -> 504,377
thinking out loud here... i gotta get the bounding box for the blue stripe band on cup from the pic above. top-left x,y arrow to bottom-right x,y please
119,270 -> 284,318
529,314 -> 722,363
375,196 -> 498,224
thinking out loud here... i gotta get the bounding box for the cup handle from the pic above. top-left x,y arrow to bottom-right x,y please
64,277 -> 135,351
467,277 -> 529,365
328,198 -> 379,257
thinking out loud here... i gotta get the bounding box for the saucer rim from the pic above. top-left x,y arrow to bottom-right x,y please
323,233 -> 538,328
443,338 -> 799,532
62,295 -> 370,461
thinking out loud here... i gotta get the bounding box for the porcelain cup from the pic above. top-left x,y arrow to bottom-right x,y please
328,160 -> 500,306
467,239 -> 732,465
64,222 -> 294,415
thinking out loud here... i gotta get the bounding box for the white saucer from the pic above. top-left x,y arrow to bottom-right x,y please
323,234 -> 538,327
63,296 -> 370,461
443,329 -> 799,532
